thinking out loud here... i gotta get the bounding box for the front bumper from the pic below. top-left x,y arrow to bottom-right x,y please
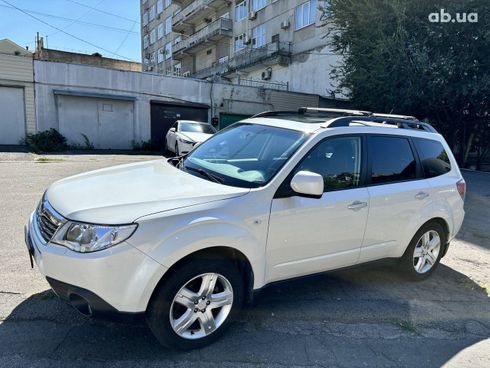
26,211 -> 168,315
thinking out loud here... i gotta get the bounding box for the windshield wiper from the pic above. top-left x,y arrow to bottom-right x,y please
184,165 -> 224,184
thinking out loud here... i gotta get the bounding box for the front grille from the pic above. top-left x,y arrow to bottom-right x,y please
36,199 -> 64,242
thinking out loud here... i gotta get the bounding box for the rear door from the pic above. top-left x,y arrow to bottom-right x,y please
360,135 -> 430,262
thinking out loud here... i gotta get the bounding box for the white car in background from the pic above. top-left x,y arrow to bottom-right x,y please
165,120 -> 217,156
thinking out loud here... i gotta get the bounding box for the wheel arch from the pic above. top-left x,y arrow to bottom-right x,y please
147,246 -> 255,312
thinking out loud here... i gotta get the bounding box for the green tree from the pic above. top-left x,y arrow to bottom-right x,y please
324,0 -> 490,168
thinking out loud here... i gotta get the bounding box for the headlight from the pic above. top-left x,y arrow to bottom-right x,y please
178,137 -> 194,145
52,221 -> 137,253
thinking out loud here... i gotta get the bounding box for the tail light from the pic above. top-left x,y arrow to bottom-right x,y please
456,179 -> 466,201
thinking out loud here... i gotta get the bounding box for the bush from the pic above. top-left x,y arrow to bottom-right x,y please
25,129 -> 68,153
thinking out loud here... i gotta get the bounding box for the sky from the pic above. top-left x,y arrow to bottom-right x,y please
0,0 -> 141,61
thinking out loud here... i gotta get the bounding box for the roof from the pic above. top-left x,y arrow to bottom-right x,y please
244,107 -> 438,136
0,39 -> 31,56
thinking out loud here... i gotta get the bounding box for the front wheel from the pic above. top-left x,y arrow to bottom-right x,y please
399,222 -> 446,280
146,259 -> 244,349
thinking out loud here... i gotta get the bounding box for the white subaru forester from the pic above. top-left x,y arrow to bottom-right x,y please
26,108 -> 465,349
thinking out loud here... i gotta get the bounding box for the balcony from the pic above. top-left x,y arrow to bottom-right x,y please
173,0 -> 231,32
173,18 -> 233,58
191,41 -> 292,78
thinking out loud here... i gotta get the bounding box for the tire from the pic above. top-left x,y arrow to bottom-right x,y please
175,142 -> 180,157
146,259 -> 244,350
399,221 -> 447,281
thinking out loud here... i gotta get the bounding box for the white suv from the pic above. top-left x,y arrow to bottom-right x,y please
25,108 -> 465,349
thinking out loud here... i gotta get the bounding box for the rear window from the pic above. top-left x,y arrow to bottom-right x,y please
369,136 -> 416,184
414,138 -> 451,178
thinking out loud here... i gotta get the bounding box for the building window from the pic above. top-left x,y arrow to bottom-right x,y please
150,28 -> 157,44
165,0 -> 171,8
164,42 -> 172,60
165,16 -> 172,34
295,0 -> 317,30
235,1 -> 247,21
157,47 -> 164,63
143,34 -> 149,49
157,0 -> 163,14
174,35 -> 182,44
143,11 -> 149,26
234,33 -> 246,52
174,62 -> 181,75
252,24 -> 266,48
150,51 -> 156,65
157,23 -> 164,39
149,4 -> 155,21
252,0 -> 267,12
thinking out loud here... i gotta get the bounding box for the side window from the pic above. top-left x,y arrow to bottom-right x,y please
414,138 -> 451,178
296,136 -> 362,191
369,136 -> 416,184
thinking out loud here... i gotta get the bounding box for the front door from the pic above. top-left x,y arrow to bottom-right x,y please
266,136 -> 369,283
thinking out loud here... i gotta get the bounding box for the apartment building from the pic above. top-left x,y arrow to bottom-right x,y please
140,0 -> 339,97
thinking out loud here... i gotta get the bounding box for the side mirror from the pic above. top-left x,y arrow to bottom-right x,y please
169,127 -> 176,133
290,171 -> 324,198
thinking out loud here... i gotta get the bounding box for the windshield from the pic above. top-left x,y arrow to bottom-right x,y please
180,122 -> 216,134
181,123 -> 307,188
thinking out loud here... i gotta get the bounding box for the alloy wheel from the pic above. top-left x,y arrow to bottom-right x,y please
169,273 -> 234,340
413,230 -> 441,274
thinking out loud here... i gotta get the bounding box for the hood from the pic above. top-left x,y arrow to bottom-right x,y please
180,132 -> 214,143
46,159 -> 249,224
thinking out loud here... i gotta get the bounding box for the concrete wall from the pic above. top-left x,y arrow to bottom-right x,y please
0,53 -> 36,135
34,60 -> 319,147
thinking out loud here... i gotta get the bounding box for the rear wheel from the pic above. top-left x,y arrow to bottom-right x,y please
146,259 -> 243,349
399,222 -> 446,280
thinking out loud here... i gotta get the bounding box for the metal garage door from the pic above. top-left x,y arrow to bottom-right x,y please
219,113 -> 251,130
0,86 -> 25,145
57,95 -> 134,149
150,101 -> 209,151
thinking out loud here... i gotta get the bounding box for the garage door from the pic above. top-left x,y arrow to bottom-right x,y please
219,113 -> 251,130
150,101 -> 209,151
57,96 -> 134,149
0,86 -> 26,145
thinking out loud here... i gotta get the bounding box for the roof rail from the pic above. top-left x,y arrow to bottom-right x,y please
298,107 -> 372,116
251,107 -> 438,133
371,113 -> 417,120
326,116 -> 437,133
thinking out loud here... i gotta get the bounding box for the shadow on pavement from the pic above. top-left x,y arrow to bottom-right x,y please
1,263 -> 489,367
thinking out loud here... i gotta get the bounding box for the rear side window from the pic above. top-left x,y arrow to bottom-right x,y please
369,136 -> 416,184
414,138 -> 451,178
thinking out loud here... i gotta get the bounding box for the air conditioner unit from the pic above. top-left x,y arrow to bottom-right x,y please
280,20 -> 290,29
261,67 -> 272,80
249,11 -> 257,20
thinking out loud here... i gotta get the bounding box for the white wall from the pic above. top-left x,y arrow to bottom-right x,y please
34,60 -> 321,147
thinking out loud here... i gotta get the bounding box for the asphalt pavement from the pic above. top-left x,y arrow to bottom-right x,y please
0,153 -> 488,367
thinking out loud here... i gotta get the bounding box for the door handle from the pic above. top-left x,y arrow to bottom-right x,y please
347,201 -> 368,210
415,192 -> 430,200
